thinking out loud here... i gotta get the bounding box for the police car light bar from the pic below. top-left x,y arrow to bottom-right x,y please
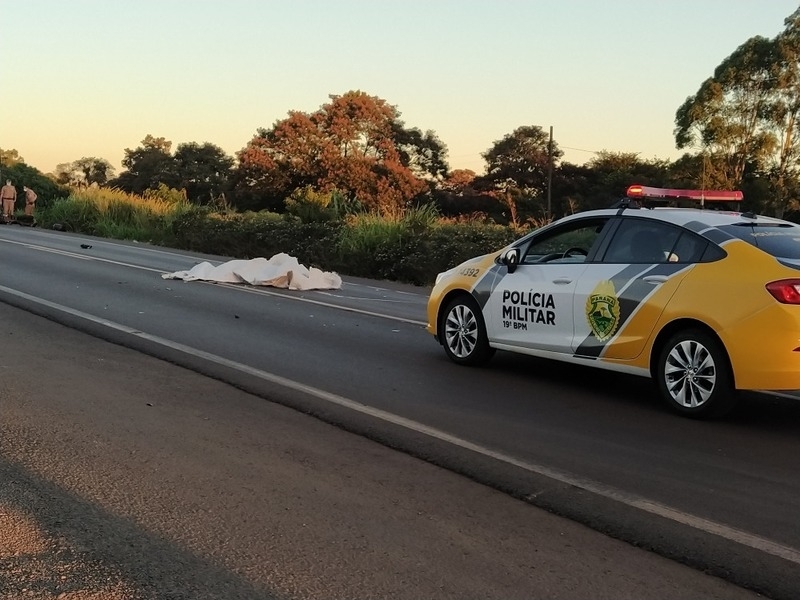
626,185 -> 744,203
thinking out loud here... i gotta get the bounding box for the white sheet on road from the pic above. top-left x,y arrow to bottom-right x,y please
162,253 -> 342,290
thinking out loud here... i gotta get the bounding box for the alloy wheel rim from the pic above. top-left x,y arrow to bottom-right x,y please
444,304 -> 478,359
663,340 -> 716,408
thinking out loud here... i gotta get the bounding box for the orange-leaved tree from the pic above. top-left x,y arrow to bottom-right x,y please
235,91 -> 433,214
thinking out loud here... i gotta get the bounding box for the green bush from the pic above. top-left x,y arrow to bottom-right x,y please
39,197 -> 102,233
423,222 -> 519,272
38,186 -> 190,244
43,188 -> 529,285
284,187 -> 338,223
143,183 -> 188,206
93,219 -> 152,241
105,199 -> 139,225
170,208 -> 342,268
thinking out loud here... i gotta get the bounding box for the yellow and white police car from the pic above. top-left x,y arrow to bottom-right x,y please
426,185 -> 800,417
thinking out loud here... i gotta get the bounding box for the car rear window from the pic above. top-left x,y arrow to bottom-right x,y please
719,223 -> 800,259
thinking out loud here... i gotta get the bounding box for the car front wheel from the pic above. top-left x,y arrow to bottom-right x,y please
655,329 -> 736,418
440,295 -> 494,366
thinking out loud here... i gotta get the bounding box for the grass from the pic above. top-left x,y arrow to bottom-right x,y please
36,186 -> 192,243
30,188 -> 520,284
338,203 -> 441,253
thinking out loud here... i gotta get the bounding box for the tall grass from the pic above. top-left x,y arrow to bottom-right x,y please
31,189 -> 520,284
338,203 -> 440,254
37,185 -> 192,243
339,212 -> 406,254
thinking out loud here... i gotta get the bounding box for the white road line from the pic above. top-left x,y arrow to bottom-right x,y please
1,230 -> 213,261
0,239 -> 166,273
0,238 -> 428,327
27,246 -> 95,261
216,283 -> 427,326
1,282 -> 798,567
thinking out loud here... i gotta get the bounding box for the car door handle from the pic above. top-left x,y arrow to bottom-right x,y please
552,278 -> 573,285
643,275 -> 668,285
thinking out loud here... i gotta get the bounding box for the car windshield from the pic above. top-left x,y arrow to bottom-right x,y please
718,223 -> 800,259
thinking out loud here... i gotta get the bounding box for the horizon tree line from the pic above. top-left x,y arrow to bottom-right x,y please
3,6 -> 800,222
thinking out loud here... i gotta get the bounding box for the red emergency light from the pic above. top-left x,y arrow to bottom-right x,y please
626,185 -> 743,203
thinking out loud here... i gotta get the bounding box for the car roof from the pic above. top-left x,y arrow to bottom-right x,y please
563,207 -> 796,229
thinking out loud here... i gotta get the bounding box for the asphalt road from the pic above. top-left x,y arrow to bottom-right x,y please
0,225 -> 798,598
0,301 -> 764,599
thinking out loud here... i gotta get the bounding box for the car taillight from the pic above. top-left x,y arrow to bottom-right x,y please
766,279 -> 800,304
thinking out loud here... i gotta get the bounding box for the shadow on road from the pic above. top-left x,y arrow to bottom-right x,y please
489,350 -> 800,428
0,456 -> 287,600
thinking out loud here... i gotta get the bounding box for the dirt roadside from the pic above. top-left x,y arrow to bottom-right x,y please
0,301 -> 766,600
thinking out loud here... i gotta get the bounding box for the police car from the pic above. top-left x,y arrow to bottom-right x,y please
426,185 -> 800,417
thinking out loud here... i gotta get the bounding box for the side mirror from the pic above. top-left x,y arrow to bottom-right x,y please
501,248 -> 520,273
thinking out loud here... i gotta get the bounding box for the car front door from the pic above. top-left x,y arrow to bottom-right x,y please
486,217 -> 611,354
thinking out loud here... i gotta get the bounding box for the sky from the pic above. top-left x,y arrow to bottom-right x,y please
1,0 -> 798,178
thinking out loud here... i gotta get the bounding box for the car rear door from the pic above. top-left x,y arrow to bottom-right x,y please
571,217 -> 705,360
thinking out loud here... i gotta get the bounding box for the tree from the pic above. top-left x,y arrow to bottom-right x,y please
0,154 -> 68,208
430,169 -> 506,222
762,8 -> 800,216
316,91 -> 428,213
76,157 -> 115,186
170,142 -> 234,203
588,152 -> 671,202
235,91 -> 433,214
551,161 -> 594,215
674,10 -> 800,217
442,169 -> 477,191
0,148 -> 24,172
476,125 -> 563,226
674,36 -> 778,201
234,111 -> 323,212
481,125 -> 560,193
54,157 -> 115,187
53,163 -> 73,186
140,134 -> 172,154
391,123 -> 449,182
548,152 -> 672,216
111,135 -> 176,195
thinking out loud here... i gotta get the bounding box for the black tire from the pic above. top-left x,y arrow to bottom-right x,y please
439,295 -> 495,366
655,329 -> 737,418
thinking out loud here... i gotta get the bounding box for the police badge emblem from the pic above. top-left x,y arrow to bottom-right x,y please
586,280 -> 620,342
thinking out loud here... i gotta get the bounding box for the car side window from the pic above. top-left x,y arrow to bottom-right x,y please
602,219 -> 684,264
522,218 -> 609,264
671,231 -> 708,263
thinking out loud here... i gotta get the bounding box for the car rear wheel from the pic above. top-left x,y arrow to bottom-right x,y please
440,295 -> 494,366
656,329 -> 737,418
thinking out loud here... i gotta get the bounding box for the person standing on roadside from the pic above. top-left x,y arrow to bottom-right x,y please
0,179 -> 16,220
23,186 -> 37,216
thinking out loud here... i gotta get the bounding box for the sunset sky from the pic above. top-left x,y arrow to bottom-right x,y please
1,0 -> 797,177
